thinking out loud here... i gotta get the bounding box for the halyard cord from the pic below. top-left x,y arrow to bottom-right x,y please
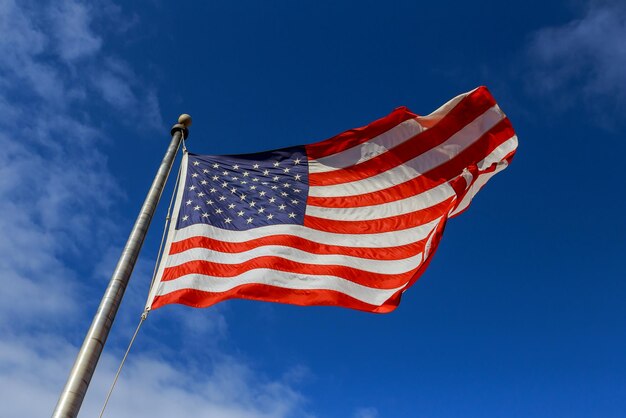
97,314 -> 145,418
147,144 -> 185,295
98,137 -> 186,417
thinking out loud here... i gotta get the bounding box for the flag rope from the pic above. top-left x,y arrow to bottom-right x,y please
97,143 -> 187,417
147,147 -> 186,296
97,314 -> 146,418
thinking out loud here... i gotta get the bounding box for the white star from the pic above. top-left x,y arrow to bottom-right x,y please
294,174 -> 301,180
253,163 -> 260,169
252,177 -> 259,182
221,181 -> 228,188
201,180 -> 208,185
189,185 -> 196,191
228,203 -> 236,209
182,215 -> 189,221
243,171 -> 249,177
219,196 -> 227,201
212,175 -> 219,181
281,192 -> 288,197
210,188 -> 217,193
278,204 -> 286,210
291,199 -> 298,204
288,212 -> 296,218
293,158 -> 301,165
283,182 -> 290,188
273,161 -> 280,167
246,217 -> 253,224
193,161 -> 200,166
197,192 -> 205,197
233,164 -> 239,170
215,208 -> 223,214
185,200 -> 192,205
249,201 -> 256,207
259,191 -> 266,196
250,185 -> 257,190
202,212 -> 209,218
283,167 -> 290,173
262,182 -> 269,185
293,188 -> 301,193
222,170 -> 228,176
267,213 -> 274,220
240,194 -> 247,200
206,199 -> 214,205
269,197 -> 276,203
194,205 -> 201,211
273,176 -> 279,181
231,187 -> 237,194
213,163 -> 219,168
271,185 -> 278,190
258,207 -> 265,213
192,173 -> 199,177
263,169 -> 270,176
237,210 -> 244,217
203,169 -> 209,173
224,217 -> 232,224
241,180 -> 248,185
231,176 -> 238,181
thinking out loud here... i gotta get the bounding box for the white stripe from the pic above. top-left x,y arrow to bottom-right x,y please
478,135 -> 518,170
165,246 -> 424,275
170,217 -> 443,248
309,119 -> 423,173
306,182 -> 455,221
450,161 -> 509,217
308,105 -> 505,198
155,270 -> 407,306
413,88 -> 475,129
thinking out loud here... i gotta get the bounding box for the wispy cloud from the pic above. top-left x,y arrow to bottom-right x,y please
0,333 -> 311,418
525,1 -> 626,121
48,0 -> 102,62
354,407 -> 379,418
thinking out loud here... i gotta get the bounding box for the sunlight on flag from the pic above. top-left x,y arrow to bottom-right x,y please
146,86 -> 518,313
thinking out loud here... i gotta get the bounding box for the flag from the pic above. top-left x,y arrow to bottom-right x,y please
145,86 -> 517,313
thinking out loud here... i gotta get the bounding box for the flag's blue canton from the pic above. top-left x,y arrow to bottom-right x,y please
177,147 -> 309,231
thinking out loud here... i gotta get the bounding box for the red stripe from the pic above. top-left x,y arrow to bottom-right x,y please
306,107 -> 418,160
151,285 -> 401,313
161,258 -> 419,289
170,235 -> 428,261
304,196 -> 453,234
308,87 -> 497,186
307,118 -> 515,209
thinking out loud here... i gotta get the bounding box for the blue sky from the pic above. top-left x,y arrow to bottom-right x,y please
1,1 -> 625,417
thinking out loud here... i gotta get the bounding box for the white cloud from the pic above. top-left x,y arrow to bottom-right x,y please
0,1 -> 309,417
48,0 -> 102,62
526,1 -> 626,118
354,407 -> 378,418
0,333 -> 311,418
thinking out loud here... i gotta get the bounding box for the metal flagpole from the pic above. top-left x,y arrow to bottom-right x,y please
52,114 -> 192,418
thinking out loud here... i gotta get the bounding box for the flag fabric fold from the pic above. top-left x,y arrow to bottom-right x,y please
146,86 -> 517,313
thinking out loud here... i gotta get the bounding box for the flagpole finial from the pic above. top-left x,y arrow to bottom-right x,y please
178,113 -> 192,127
171,113 -> 191,139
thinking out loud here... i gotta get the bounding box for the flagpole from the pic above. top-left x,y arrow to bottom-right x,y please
52,115 -> 192,418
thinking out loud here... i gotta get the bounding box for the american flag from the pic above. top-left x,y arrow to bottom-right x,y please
146,86 -> 517,313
